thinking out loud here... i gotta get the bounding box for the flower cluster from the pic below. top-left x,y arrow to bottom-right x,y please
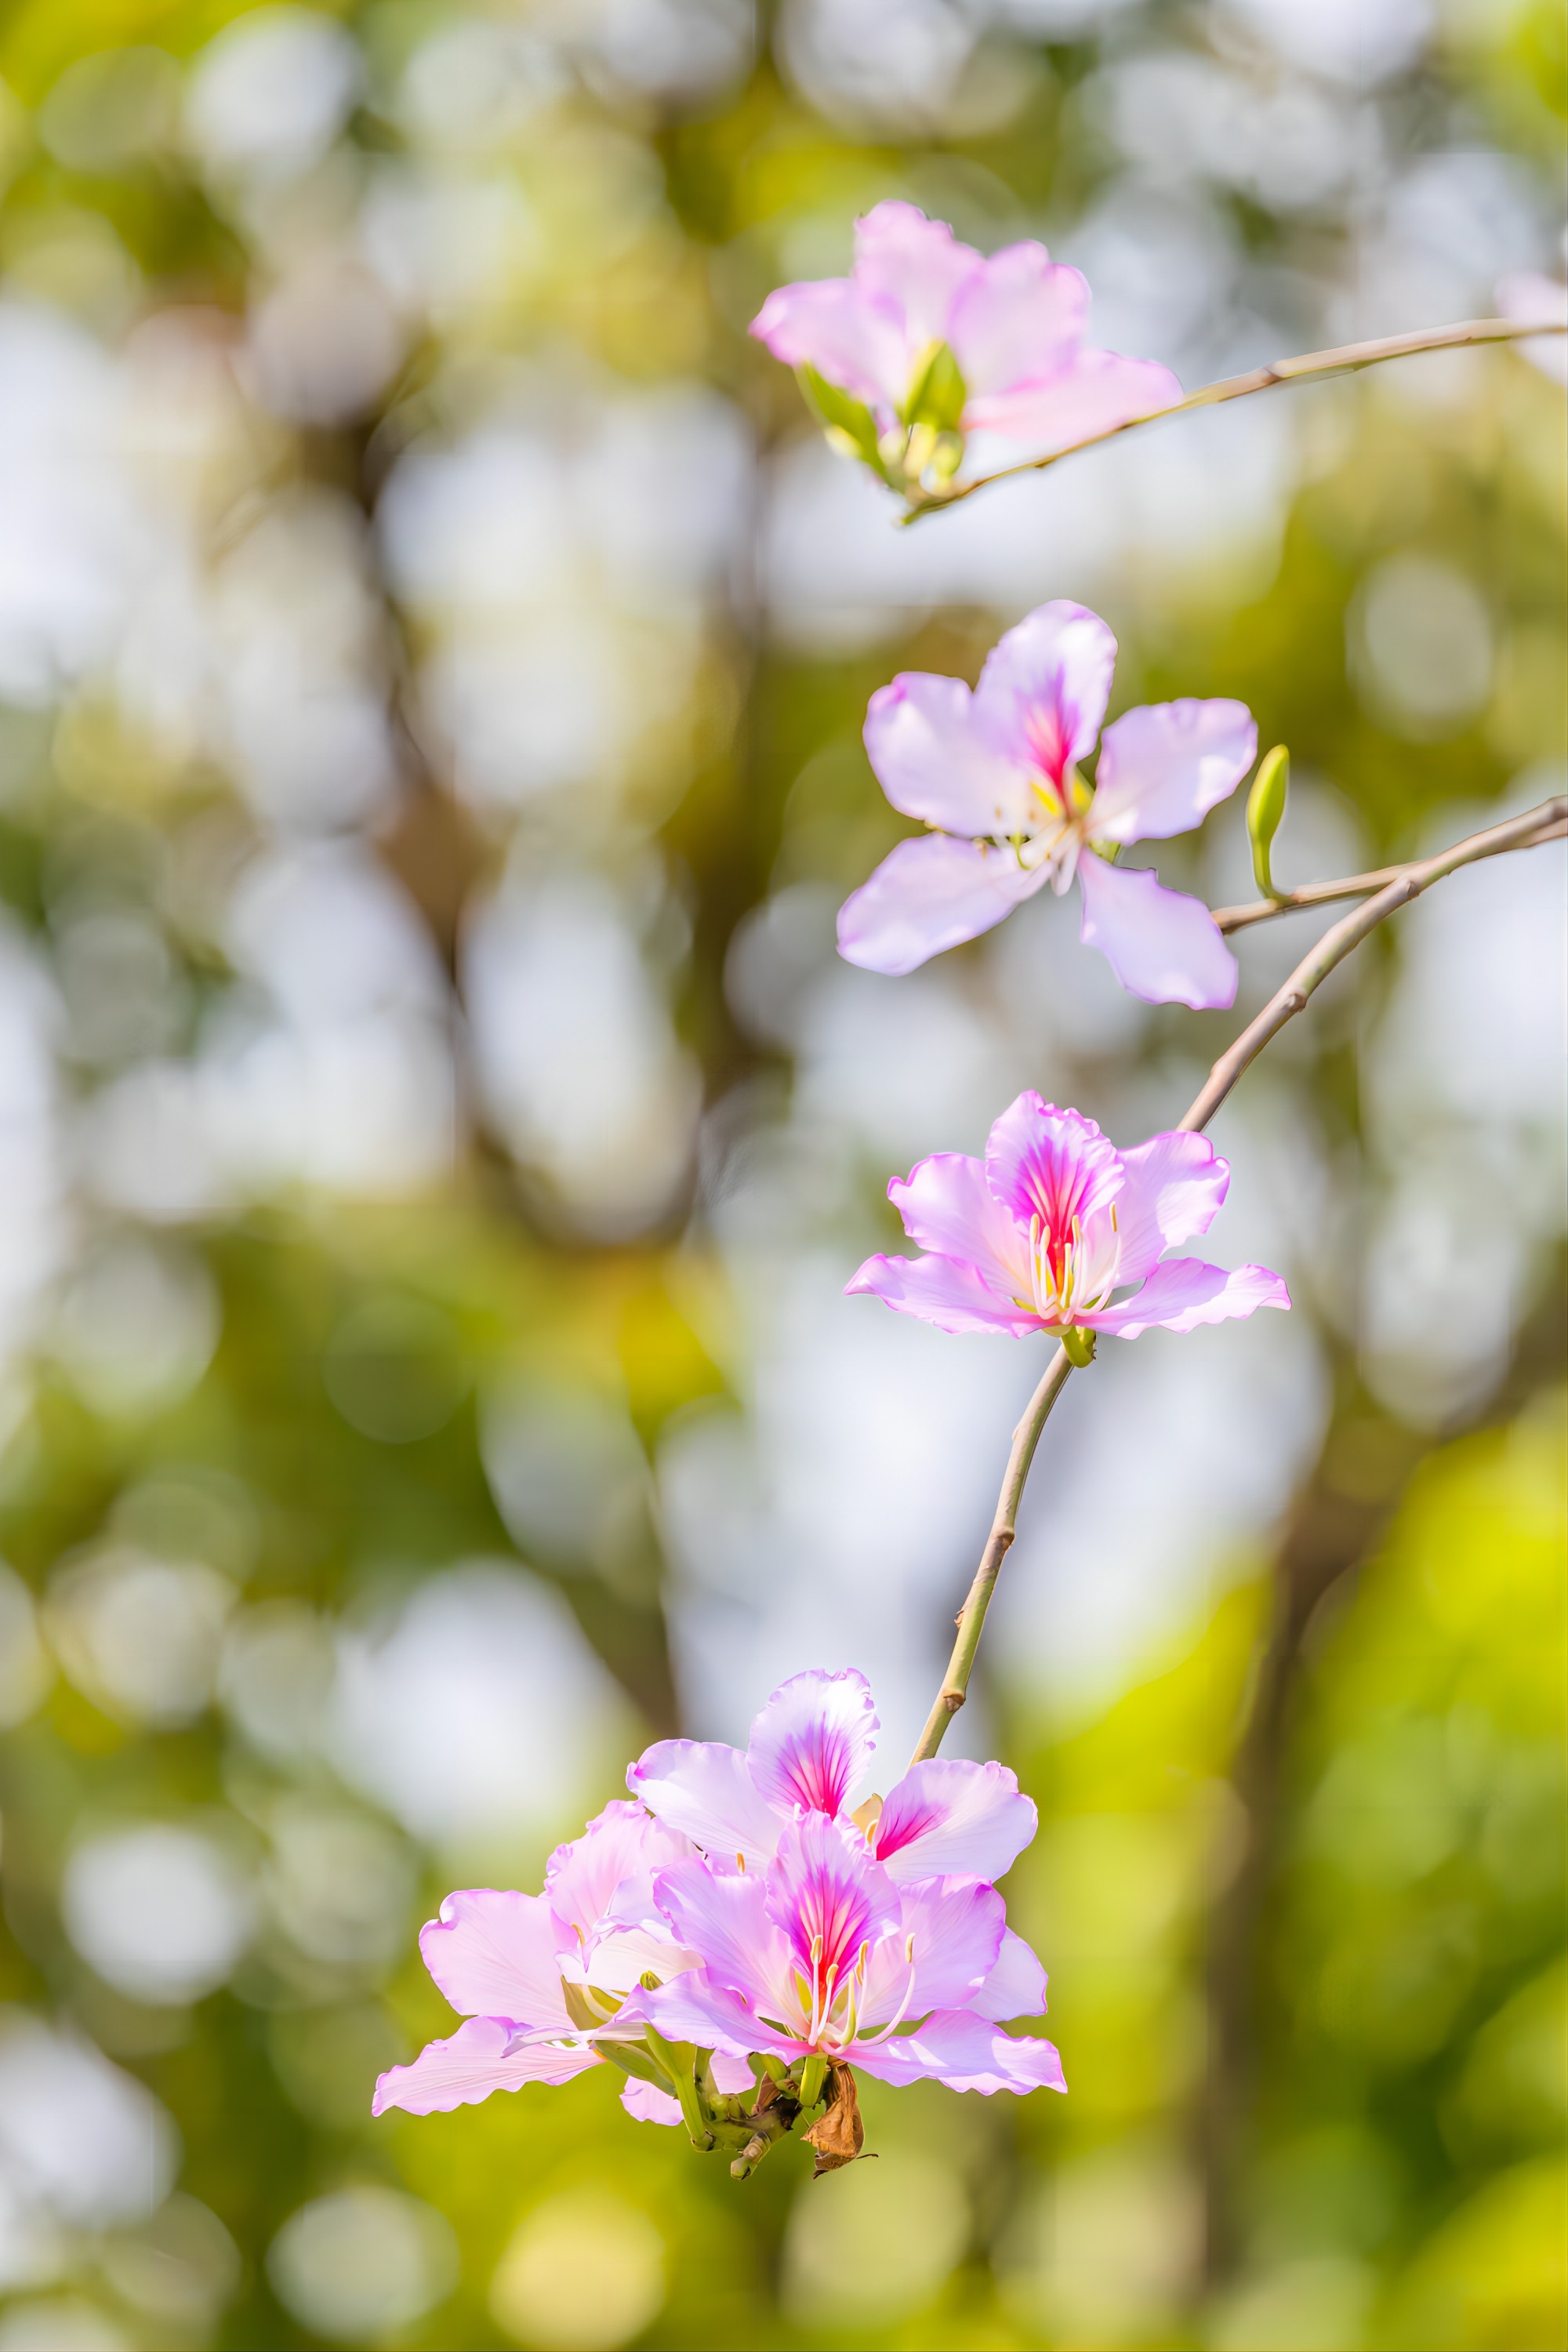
752,201 -> 1178,496
375,1671 -> 1063,2175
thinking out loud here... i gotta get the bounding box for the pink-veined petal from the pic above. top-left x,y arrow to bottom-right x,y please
749,279 -> 908,410
852,200 -> 981,350
652,1858 -> 798,2021
837,833 -> 1047,976
640,1972 -> 803,2063
1090,698 -> 1257,845
418,1890 -> 572,2030
620,2078 -> 682,2125
967,347 -> 1181,449
864,672 -> 1037,833
851,2009 -> 1067,2095
1076,853 -> 1238,1009
947,244 -> 1087,397
983,1091 -> 1123,1233
1111,1129 -> 1231,1284
846,1247 -> 1040,1338
970,1928 -> 1049,2023
545,1800 -> 691,1943
372,2018 -> 598,2118
874,1759 -> 1037,1884
887,1152 -> 1028,1298
766,1815 -> 901,1985
747,1668 -> 879,1820
973,601 -> 1116,789
1082,1256 -> 1291,1338
895,1877 -> 1006,2014
626,1740 -> 781,1868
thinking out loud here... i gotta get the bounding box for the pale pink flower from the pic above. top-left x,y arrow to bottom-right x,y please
630,1666 -> 1036,1885
838,599 -> 1254,1006
848,1092 -> 1290,1342
751,201 -> 1178,488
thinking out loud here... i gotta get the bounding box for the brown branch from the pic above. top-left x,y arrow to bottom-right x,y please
902,317 -> 1566,522
1211,811 -> 1566,933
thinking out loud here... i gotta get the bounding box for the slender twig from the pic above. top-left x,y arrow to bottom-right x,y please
1211,808 -> 1566,933
909,1346 -> 1073,1764
913,796 -> 1566,1764
901,317 -> 1566,522
1180,797 -> 1566,1133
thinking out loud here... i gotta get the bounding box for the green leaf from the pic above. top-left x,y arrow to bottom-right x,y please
1247,743 -> 1290,897
903,340 -> 967,433
797,365 -> 884,471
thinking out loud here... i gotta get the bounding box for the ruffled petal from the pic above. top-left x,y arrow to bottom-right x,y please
1082,1256 -> 1291,1338
970,1928 -> 1049,2023
418,1890 -> 572,2030
626,1740 -> 782,1868
851,2010 -> 1067,2095
874,1759 -> 1038,1884
1076,853 -> 1238,1009
983,1091 -> 1123,1233
947,245 -> 1087,397
710,2049 -> 756,2095
749,279 -> 908,410
845,1247 -> 1040,1338
620,2077 -> 682,2125
864,672 -> 1037,833
893,1877 -> 1006,2014
372,2018 -> 598,2117
545,1799 -> 691,1943
1090,698 -> 1257,845
852,201 -> 981,350
747,1669 -> 879,1820
973,601 -> 1116,789
639,1973 -> 801,2063
652,1857 -> 798,2021
837,833 -> 1047,975
766,1815 -> 902,1984
966,347 -> 1181,450
1110,1129 -> 1231,1284
886,1153 -> 1027,1302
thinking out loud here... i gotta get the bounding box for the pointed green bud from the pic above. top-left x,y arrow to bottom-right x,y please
797,366 -> 885,476
1061,1327 -> 1097,1368
902,340 -> 967,434
1247,745 -> 1289,898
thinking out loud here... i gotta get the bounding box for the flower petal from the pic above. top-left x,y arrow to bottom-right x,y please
747,1668 -> 879,1820
1082,1256 -> 1291,1337
973,601 -> 1116,788
545,1799 -> 691,1941
851,2009 -> 1066,2096
864,672 -> 1036,833
970,1928 -> 1049,2023
626,1740 -> 782,1868
652,1857 -> 798,2021
1076,853 -> 1238,1009
372,2018 -> 598,2117
895,1877 -> 1007,2014
639,1972 -> 801,2063
946,245 -> 1087,397
620,2077 -> 682,2125
845,1247 -> 1040,1338
749,279 -> 908,409
967,347 -> 1181,450
1111,1129 -> 1230,1284
766,1815 -> 901,1984
837,833 -> 1047,976
1090,698 -> 1257,845
418,1889 -> 572,2029
852,201 -> 981,350
710,2049 -> 756,2095
983,1091 -> 1123,1233
874,1759 -> 1038,1884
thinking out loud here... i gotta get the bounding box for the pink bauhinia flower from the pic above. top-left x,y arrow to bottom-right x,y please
637,1811 -> 1065,2100
629,1666 -> 1036,1886
372,1799 -> 753,2120
838,600 -> 1255,1004
751,201 -> 1178,493
849,1092 -> 1290,1345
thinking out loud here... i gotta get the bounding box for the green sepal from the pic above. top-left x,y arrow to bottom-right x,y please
1247,744 -> 1289,898
797,366 -> 884,474
797,2051 -> 828,2111
1061,1327 -> 1097,1369
597,2037 -> 673,2089
902,341 -> 967,433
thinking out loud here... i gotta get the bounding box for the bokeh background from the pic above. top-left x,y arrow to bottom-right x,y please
0,0 -> 1562,2347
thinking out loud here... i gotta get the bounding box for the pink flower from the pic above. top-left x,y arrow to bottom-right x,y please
751,201 -> 1179,492
372,1800 -> 752,2122
638,1813 -> 1065,2099
848,1092 -> 1290,1343
629,1667 -> 1036,1886
838,600 -> 1254,1004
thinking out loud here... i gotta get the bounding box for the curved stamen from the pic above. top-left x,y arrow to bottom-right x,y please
858,1933 -> 921,2049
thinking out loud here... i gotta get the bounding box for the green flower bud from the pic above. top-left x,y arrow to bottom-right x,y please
1247,744 -> 1289,898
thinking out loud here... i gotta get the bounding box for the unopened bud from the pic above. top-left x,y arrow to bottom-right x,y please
1247,745 -> 1289,898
